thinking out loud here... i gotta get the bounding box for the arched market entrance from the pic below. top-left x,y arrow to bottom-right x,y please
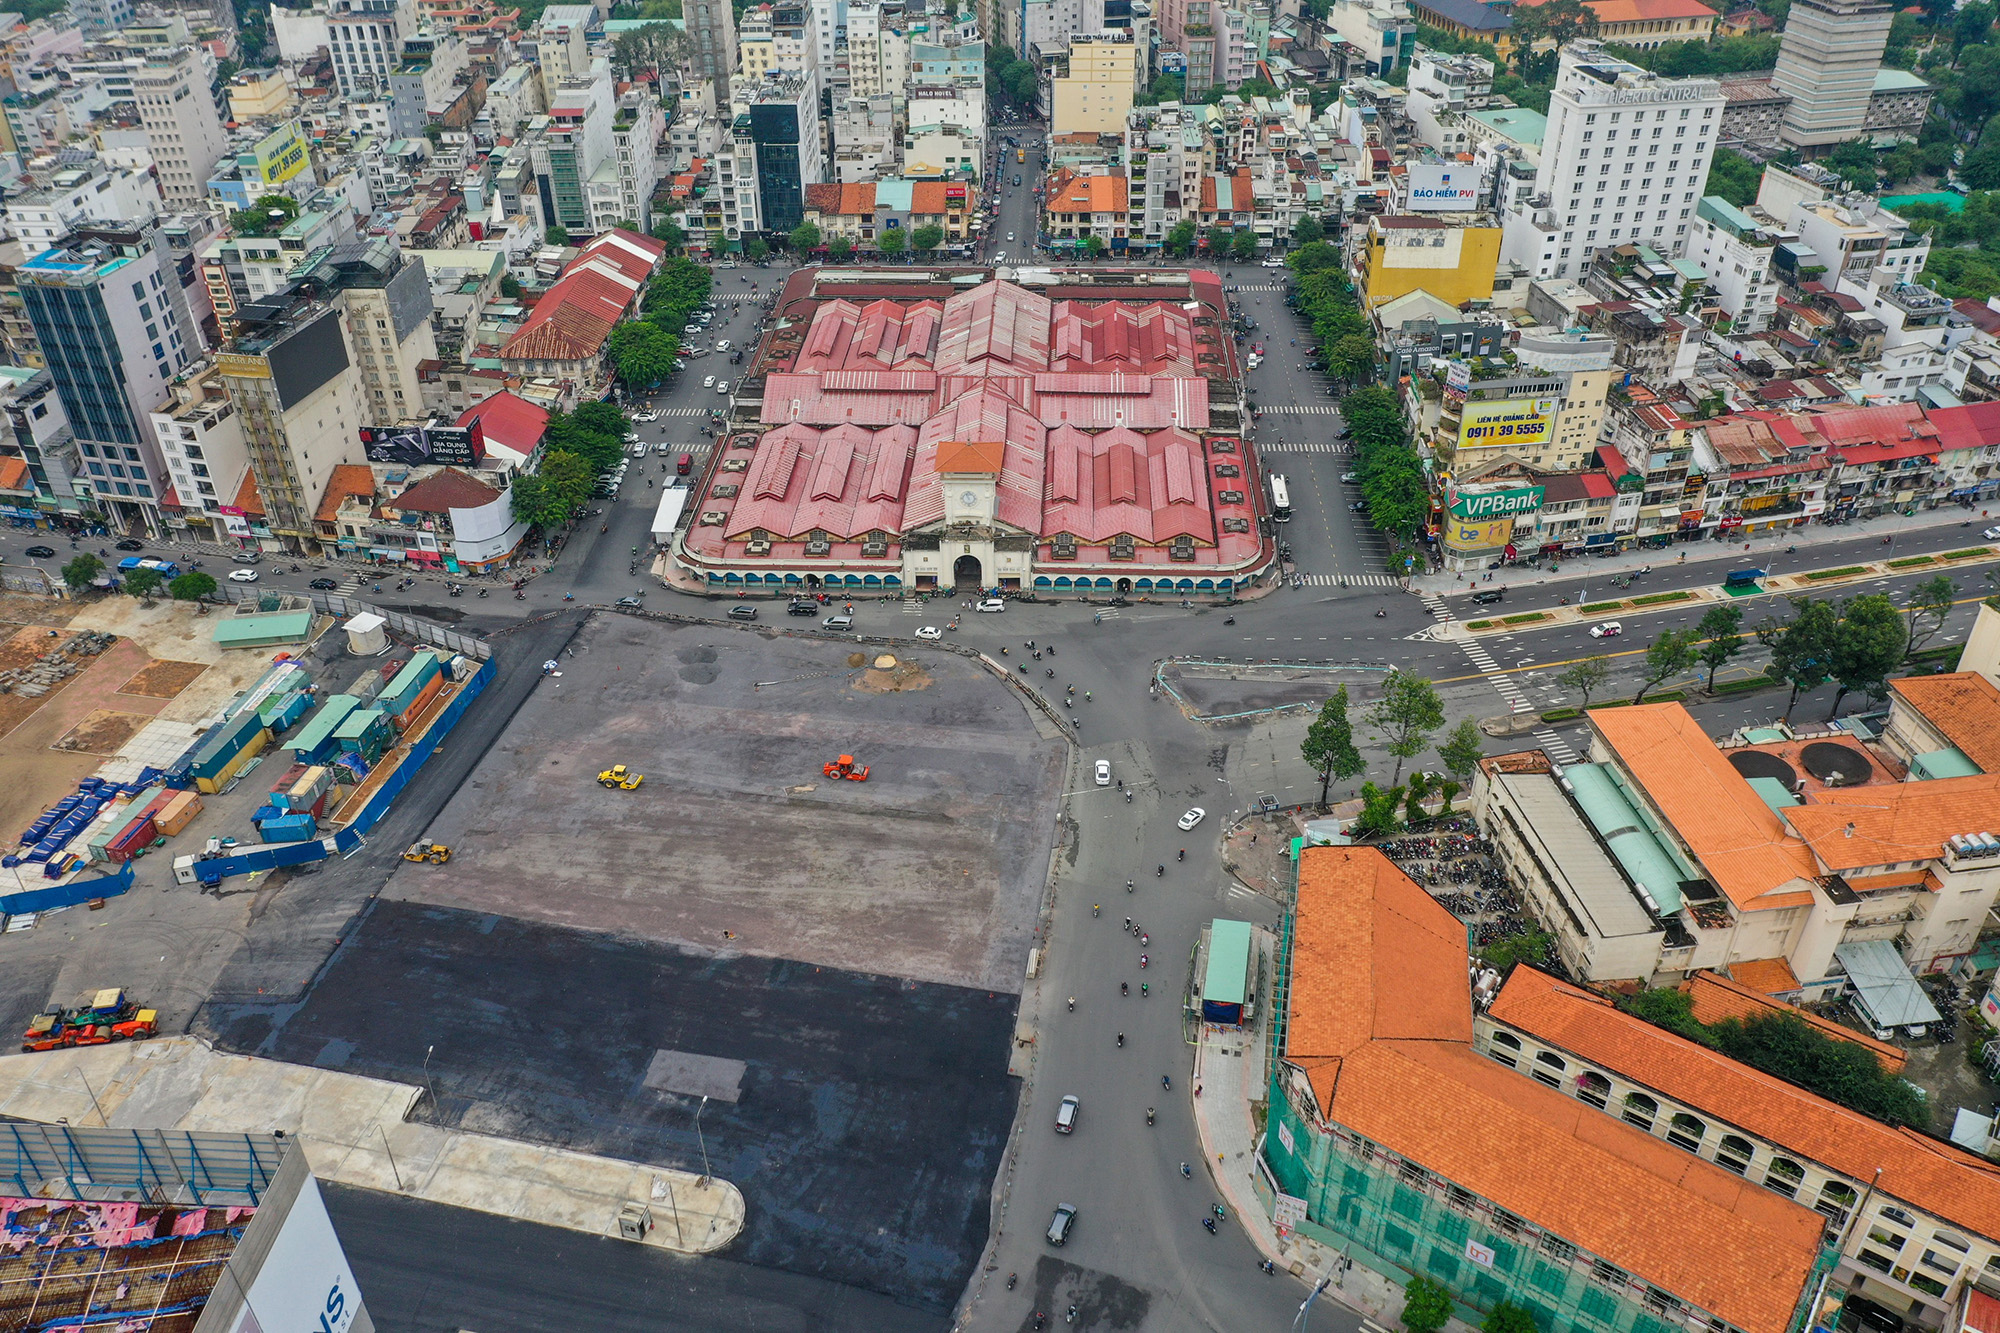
953,554 -> 983,591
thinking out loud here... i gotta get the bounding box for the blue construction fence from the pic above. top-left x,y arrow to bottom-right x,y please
0,859 -> 136,918
189,655 -> 497,886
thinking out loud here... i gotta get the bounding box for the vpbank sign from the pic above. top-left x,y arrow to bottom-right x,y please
1407,164 -> 1481,212
1449,485 -> 1545,520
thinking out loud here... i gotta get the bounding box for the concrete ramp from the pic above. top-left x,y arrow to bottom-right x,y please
0,1037 -> 743,1254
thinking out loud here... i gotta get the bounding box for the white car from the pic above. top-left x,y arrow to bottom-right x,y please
716,381 -> 731,394
1589,621 -> 1623,639
994,251 -> 1007,263
1262,258 -> 1286,267
227,568 -> 259,583
1178,807 -> 1206,831
716,340 -> 734,352
976,597 -> 1006,612
1007,232 -> 1016,242
629,442 -> 647,457
1985,525 -> 2000,540
703,375 -> 716,388
1094,759 -> 1111,787
914,625 -> 941,640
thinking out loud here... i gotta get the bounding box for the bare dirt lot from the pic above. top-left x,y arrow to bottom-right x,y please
51,708 -> 153,755
390,613 -> 1067,993
116,659 -> 208,698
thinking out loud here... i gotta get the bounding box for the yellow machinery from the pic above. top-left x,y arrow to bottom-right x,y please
402,841 -> 452,864
598,765 -> 645,790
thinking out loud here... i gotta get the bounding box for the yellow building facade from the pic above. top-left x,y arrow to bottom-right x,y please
1050,34 -> 1140,136
1360,216 -> 1503,308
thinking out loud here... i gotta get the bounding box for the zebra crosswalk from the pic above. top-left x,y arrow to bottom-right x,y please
1533,728 -> 1581,765
1257,441 -> 1350,453
656,407 -> 711,417
1257,405 -> 1346,416
902,595 -> 923,614
1295,572 -> 1399,587
1461,639 -> 1534,714
1235,283 -> 1285,291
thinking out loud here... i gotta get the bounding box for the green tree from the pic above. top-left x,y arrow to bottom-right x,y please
168,570 -> 216,605
876,227 -> 907,256
745,236 -> 770,261
1084,234 -> 1106,257
789,219 -> 823,252
1485,1304 -> 1542,1333
60,553 -> 102,592
1302,685 -> 1366,809
650,217 -> 688,251
1903,573 -> 1957,657
1352,781 -> 1406,839
1290,215 -> 1323,246
911,223 -> 945,253
1325,333 -> 1375,384
572,400 -> 632,441
1404,772 -> 1433,826
1694,603 -> 1746,691
1827,593 -> 1908,716
1287,240 -> 1342,274
1436,716 -> 1485,785
1366,670 -> 1445,783
545,225 -> 570,246
1507,0 -> 1597,70
499,273 -> 524,300
122,566 -> 163,604
1633,628 -> 1696,704
1165,220 -> 1198,256
1205,225 -> 1234,256
609,321 -> 679,387
1758,596 -> 1839,717
828,236 -> 855,259
1556,654 -> 1610,706
1230,229 -> 1260,260
1402,1275 -> 1454,1333
227,193 -> 300,238
1704,147 -> 1764,208
544,409 -> 624,476
510,449 -> 594,529
1824,139 -> 1881,192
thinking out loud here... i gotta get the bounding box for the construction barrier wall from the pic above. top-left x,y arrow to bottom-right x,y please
0,860 -> 136,917
193,655 -> 495,885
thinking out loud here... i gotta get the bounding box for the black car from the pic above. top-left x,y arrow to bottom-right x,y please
24,545 -> 54,558
1348,501 -> 1368,513
309,577 -> 339,590
1470,589 -> 1505,605
787,601 -> 818,616
114,538 -> 144,551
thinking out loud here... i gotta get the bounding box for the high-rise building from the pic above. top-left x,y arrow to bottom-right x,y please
688,0 -> 739,104
17,222 -> 202,534
1769,0 -> 1893,149
134,48 -> 230,208
809,0 -> 849,75
70,0 -> 134,35
326,0 -> 418,97
727,73 -> 825,237
530,60 -> 616,235
1499,42 -> 1723,283
847,0 -> 911,101
1051,33 -> 1140,135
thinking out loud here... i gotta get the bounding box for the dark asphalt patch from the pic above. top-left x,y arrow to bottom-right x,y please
0,953 -> 61,1039
1026,1256 -> 1152,1331
218,899 -> 1019,1313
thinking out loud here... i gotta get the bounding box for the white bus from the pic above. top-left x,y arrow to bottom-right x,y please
1268,473 -> 1293,523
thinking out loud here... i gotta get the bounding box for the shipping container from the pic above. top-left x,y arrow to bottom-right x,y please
392,670 -> 446,732
155,790 -> 204,837
106,816 -> 157,862
259,689 -> 314,734
380,652 -> 441,718
291,695 -> 361,764
261,812 -> 318,843
194,727 -> 271,794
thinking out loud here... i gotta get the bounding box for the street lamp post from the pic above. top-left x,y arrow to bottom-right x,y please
1292,1276 -> 1333,1333
423,1044 -> 439,1116
693,1095 -> 712,1187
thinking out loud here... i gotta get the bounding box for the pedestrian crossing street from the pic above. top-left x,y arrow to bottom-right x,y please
712,293 -> 762,302
1234,283 -> 1285,291
656,407 -> 710,417
1256,406 -> 1345,416
1295,572 -> 1399,587
902,596 -> 922,614
1257,441 -> 1350,454
1461,639 -> 1533,714
1534,728 -> 1581,765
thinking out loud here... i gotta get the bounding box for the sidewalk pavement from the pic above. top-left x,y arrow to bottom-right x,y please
1189,933 -> 1414,1329
1409,505 -> 1995,599
0,1037 -> 743,1254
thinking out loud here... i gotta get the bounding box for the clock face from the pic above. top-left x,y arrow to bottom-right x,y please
960,491 -> 979,507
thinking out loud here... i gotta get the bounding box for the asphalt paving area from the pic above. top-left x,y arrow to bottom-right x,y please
254,898 -> 1020,1314
387,613 -> 1066,993
1164,662 -> 1387,722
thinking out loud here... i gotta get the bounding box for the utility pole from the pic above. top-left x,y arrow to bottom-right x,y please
1292,1276 -> 1332,1333
694,1095 -> 712,1187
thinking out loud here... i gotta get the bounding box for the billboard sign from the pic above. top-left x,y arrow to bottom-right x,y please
1448,485 -> 1545,520
1444,516 -> 1514,554
228,1174 -> 362,1333
1406,164 -> 1482,212
1459,398 -> 1557,452
359,421 -> 486,467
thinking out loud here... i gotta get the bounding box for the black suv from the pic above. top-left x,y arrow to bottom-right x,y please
1470,589 -> 1505,605
787,600 -> 818,616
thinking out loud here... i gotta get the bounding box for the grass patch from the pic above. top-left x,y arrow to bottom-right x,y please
1909,643 -> 1963,663
1942,547 -> 1994,561
1887,555 -> 1937,569
1630,590 -> 1694,607
1714,676 -> 1781,695
1585,698 -> 1632,710
1466,619 -> 1493,630
1803,565 -> 1866,581
1580,600 -> 1624,614
1501,612 -> 1548,625
1647,690 -> 1687,703
1540,707 -> 1583,723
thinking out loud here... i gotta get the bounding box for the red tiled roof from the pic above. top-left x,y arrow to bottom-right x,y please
1287,850 -> 1826,1333
805,181 -> 876,216
314,463 -> 377,524
1516,0 -> 1716,19
1888,672 -> 2000,773
0,456 -> 28,492
457,390 -> 548,457
1491,966 -> 2000,1244
1785,772 -> 2000,869
1688,970 -> 1906,1072
500,229 -> 663,364
387,467 -> 502,513
232,471 -> 264,518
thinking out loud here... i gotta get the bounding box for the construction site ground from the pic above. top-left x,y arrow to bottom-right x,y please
389,612 -> 1065,994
